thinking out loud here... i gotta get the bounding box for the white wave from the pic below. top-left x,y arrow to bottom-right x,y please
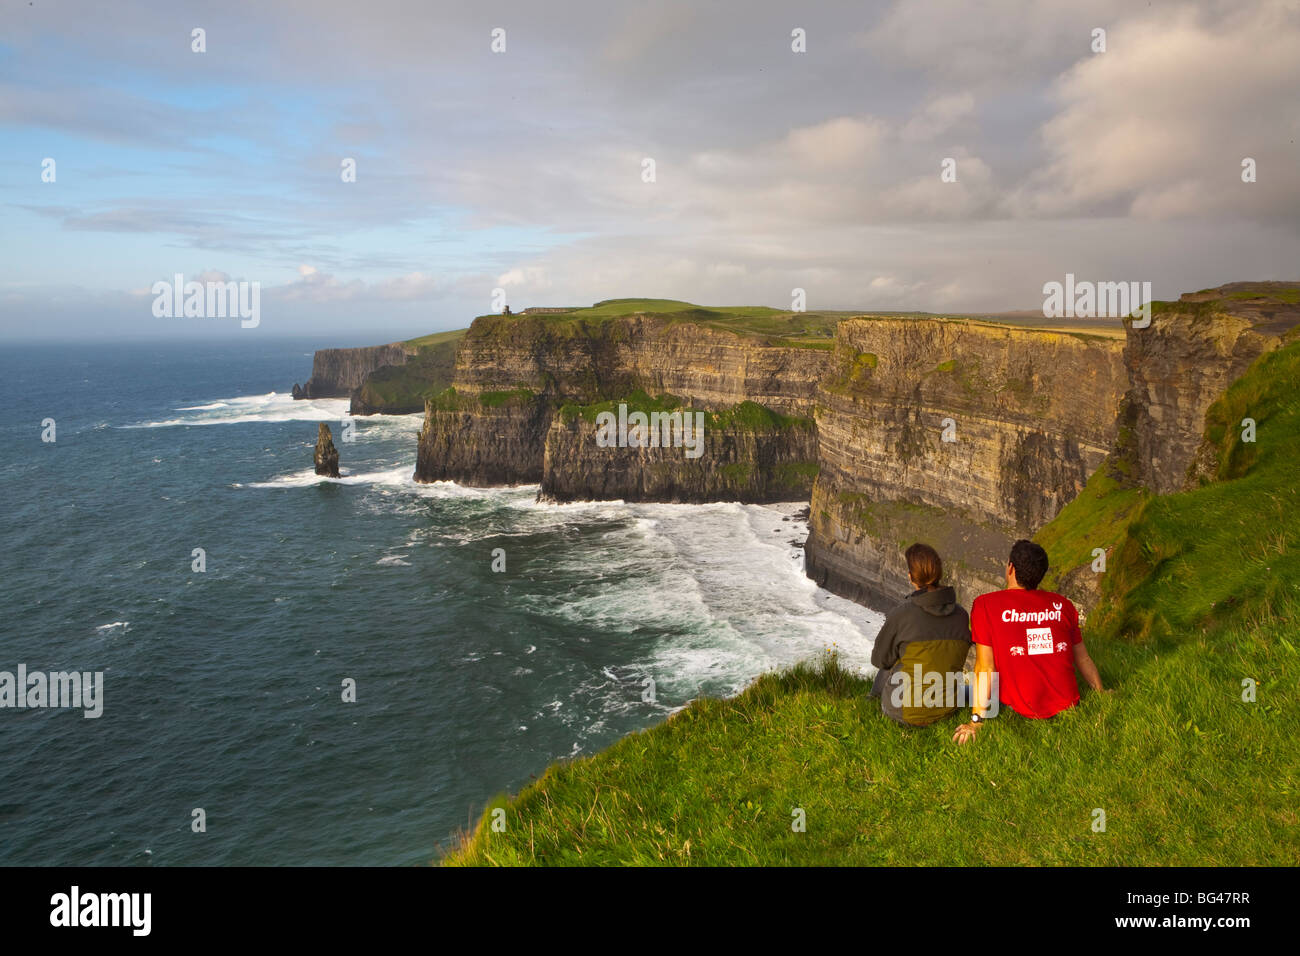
411,480 -> 531,501
237,464 -> 411,489
504,497 -> 883,727
580,500 -> 881,691
94,621 -> 130,633
125,391 -> 425,429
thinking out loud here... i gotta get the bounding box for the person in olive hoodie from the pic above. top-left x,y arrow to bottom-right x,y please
869,543 -> 972,726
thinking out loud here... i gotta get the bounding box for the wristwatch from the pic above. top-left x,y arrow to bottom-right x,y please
970,712 -> 984,724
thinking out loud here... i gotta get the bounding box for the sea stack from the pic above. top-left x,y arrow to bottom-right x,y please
314,422 -> 340,478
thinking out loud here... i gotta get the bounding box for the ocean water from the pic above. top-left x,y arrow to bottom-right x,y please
0,340 -> 882,865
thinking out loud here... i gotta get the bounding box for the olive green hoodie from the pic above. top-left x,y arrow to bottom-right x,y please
870,586 -> 971,726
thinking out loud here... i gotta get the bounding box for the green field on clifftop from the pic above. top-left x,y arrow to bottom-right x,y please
443,338 -> 1300,867
352,329 -> 466,413
488,299 -> 861,349
465,298 -> 1149,354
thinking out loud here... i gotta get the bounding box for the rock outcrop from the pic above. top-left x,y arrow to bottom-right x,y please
414,312 -> 832,499
1119,284 -> 1300,493
444,312 -> 828,415
415,389 -> 551,486
314,423 -> 340,478
294,334 -> 466,416
293,343 -> 415,400
542,401 -> 818,504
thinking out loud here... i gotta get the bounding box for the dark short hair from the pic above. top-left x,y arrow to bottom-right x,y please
1009,539 -> 1049,590
905,542 -> 943,589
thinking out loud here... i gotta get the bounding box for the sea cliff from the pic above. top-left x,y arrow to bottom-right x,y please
413,303 -> 835,503
307,285 -> 1300,616
293,343 -> 414,399
293,330 -> 464,415
804,318 -> 1127,609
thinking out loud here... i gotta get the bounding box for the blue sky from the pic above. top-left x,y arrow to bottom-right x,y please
2,0 -> 1298,342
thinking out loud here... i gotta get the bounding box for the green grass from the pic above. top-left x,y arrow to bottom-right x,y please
1149,299 -> 1228,319
558,390 -> 683,424
478,388 -> 537,408
573,298 -> 736,317
441,340 -> 1300,868
1142,284 -> 1300,319
353,330 -> 466,413
403,328 -> 467,349
1223,288 -> 1300,305
446,635 -> 1298,865
772,461 -> 820,483
1088,341 -> 1300,644
1035,466 -> 1148,593
717,462 -> 754,481
473,299 -> 847,348
557,390 -> 812,433
706,401 -> 811,432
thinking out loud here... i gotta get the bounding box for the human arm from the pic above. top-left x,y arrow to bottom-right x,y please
1073,643 -> 1106,692
1066,601 -> 1106,693
871,615 -> 899,670
952,643 -> 995,744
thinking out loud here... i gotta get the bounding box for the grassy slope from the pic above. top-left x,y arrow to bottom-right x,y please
1034,466 -> 1147,594
403,328 -> 468,350
353,330 -> 467,411
1088,338 -> 1300,643
444,338 -> 1300,866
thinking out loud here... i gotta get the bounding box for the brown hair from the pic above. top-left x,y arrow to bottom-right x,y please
905,543 -> 943,590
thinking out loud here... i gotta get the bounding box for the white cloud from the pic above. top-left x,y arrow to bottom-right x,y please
784,117 -> 887,168
5,0 -> 1300,341
266,268 -> 437,305
900,93 -> 976,143
1011,3 -> 1300,222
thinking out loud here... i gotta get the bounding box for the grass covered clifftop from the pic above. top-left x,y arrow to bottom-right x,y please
468,298 -> 849,351
350,329 -> 466,414
471,298 -> 1133,351
442,338 -> 1300,866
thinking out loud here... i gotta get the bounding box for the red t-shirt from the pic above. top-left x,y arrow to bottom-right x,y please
971,588 -> 1082,719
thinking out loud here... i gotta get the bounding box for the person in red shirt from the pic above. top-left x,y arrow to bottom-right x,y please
953,540 -> 1107,744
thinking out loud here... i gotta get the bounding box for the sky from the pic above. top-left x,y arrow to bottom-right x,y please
1,0 -> 1298,342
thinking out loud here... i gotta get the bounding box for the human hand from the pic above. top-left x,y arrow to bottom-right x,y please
952,722 -> 979,745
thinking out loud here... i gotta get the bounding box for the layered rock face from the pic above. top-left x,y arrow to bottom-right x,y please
414,314 -> 830,497
1121,289 -> 1300,493
542,406 -> 817,504
415,390 -> 551,486
805,319 -> 1127,608
446,313 -> 828,415
394,286 -> 1300,614
314,423 -> 340,478
294,343 -> 414,400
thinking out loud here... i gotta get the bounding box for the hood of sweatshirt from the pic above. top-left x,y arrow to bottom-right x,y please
908,586 -> 958,617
